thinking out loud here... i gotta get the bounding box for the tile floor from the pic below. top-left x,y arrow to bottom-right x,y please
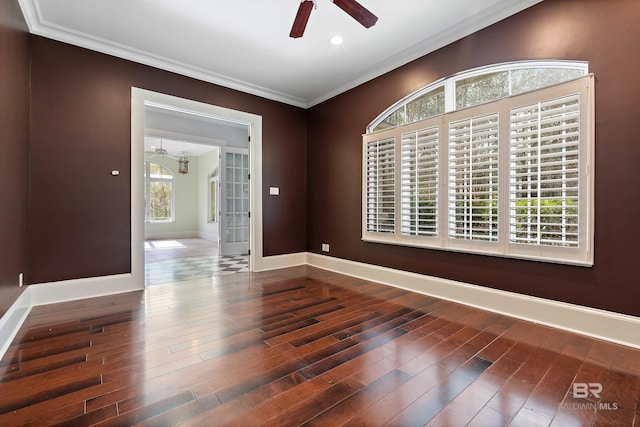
145,238 -> 248,286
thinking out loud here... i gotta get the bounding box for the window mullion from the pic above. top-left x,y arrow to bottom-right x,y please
393,134 -> 400,239
467,120 -> 473,239
376,142 -> 381,232
440,118 -> 449,247
498,101 -> 510,254
444,78 -> 456,113
561,110 -> 567,244
415,135 -> 421,237
536,104 -> 542,246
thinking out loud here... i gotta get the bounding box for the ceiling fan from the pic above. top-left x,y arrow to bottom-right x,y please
148,139 -> 182,160
290,0 -> 378,39
147,139 -> 190,174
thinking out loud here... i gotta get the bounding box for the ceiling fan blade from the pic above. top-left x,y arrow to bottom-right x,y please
290,0 -> 314,38
332,0 -> 378,28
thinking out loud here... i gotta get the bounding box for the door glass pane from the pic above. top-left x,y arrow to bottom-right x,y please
222,151 -> 250,249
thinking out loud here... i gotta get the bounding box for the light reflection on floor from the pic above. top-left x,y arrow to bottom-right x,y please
144,238 -> 248,286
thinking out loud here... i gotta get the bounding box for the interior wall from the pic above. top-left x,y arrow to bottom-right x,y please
307,0 -> 640,317
29,36 -> 307,284
0,0 -> 30,316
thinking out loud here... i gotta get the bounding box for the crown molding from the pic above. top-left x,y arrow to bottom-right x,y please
18,0 -> 309,108
18,0 -> 543,109
306,0 -> 543,107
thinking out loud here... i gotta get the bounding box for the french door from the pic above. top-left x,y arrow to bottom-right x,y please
220,147 -> 250,256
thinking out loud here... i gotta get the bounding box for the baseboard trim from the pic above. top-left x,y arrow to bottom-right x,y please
3,252 -> 638,362
197,231 -> 219,242
144,231 -> 199,240
30,273 -> 143,306
0,288 -> 32,362
253,252 -> 307,272
307,253 -> 640,349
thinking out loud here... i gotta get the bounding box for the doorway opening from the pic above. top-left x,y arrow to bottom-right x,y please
143,136 -> 250,285
131,88 -> 263,289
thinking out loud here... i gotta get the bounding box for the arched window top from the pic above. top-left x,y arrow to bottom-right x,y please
210,166 -> 219,179
145,161 -> 174,180
368,60 -> 589,133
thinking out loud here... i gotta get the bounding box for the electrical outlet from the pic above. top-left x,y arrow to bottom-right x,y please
19,272 -> 23,287
322,243 -> 330,252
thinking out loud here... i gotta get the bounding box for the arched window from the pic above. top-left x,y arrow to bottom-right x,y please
368,61 -> 588,133
144,162 -> 174,222
363,61 -> 594,266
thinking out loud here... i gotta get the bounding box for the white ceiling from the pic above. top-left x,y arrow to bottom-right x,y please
19,0 -> 541,108
144,136 -> 217,158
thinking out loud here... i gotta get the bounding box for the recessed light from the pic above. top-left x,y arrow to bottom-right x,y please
330,35 -> 343,45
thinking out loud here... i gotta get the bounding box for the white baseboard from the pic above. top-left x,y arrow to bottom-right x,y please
253,252 -> 307,272
197,231 -> 219,242
3,252 -> 638,363
30,273 -> 144,306
307,253 -> 640,349
0,288 -> 32,361
144,231 -> 199,240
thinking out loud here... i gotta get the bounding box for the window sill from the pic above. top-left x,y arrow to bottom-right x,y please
361,236 -> 593,268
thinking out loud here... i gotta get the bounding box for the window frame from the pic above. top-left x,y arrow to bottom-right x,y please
368,60 -> 589,133
362,75 -> 594,266
144,161 -> 175,223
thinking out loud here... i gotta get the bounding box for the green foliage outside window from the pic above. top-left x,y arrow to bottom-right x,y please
145,162 -> 174,222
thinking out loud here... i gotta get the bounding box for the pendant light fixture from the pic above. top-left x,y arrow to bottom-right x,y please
178,154 -> 189,174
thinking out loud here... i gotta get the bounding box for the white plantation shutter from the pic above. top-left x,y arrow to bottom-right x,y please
510,94 -> 581,247
365,137 -> 396,233
448,113 -> 500,241
362,74 -> 593,265
401,127 -> 439,237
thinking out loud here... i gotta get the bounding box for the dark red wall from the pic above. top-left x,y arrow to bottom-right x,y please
308,0 -> 640,317
0,0 -> 30,316
7,0 -> 640,321
29,37 -> 307,284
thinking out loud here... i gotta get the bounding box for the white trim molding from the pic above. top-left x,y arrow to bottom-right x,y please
197,231 -> 219,242
0,273 -> 141,361
18,0 -> 542,109
29,274 -> 142,307
132,88 -> 264,275
307,253 -> 640,350
253,252 -> 308,272
0,289 -> 32,361
4,252 -> 640,363
144,231 -> 199,240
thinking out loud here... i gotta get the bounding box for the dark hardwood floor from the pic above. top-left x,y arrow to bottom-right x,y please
1,265 -> 639,426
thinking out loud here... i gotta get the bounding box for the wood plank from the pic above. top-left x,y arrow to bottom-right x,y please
0,265 -> 638,426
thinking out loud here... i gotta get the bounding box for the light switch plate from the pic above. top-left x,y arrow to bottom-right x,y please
269,187 -> 280,195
